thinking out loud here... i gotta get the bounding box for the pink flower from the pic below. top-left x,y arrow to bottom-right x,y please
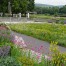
45,55 -> 51,60
12,35 -> 27,48
39,45 -> 43,50
0,26 -> 6,30
37,54 -> 41,59
31,47 -> 34,51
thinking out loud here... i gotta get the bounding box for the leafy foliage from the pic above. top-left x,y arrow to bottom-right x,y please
0,0 -> 8,16
0,23 -> 66,66
50,41 -> 66,66
0,56 -> 20,66
0,0 -> 35,16
35,5 -> 66,16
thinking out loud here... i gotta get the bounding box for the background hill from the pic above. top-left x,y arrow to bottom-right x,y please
35,3 -> 64,8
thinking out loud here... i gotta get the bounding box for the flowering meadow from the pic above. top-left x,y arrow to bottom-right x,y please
0,23 -> 66,66
9,23 -> 66,47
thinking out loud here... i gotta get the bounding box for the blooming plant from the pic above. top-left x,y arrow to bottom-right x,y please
0,23 -> 66,66
11,35 -> 27,48
50,41 -> 66,66
9,23 -> 66,47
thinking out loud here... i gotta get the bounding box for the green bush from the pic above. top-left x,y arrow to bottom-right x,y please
11,45 -> 22,57
0,56 -> 21,66
18,56 -> 34,66
50,41 -> 66,66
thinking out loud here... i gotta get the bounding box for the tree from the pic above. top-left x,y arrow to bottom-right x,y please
27,0 -> 35,12
49,7 -> 59,15
59,5 -> 66,14
0,0 -> 8,16
35,6 -> 59,15
0,0 -> 35,16
35,7 -> 43,14
11,0 -> 34,14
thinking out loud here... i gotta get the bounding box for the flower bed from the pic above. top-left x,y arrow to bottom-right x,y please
11,35 -> 27,48
0,23 -> 66,66
9,23 -> 66,47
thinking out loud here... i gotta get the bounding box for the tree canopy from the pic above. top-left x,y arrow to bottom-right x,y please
0,0 -> 8,16
0,0 -> 35,16
35,5 -> 66,16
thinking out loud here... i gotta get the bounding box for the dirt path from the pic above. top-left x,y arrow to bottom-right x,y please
11,31 -> 66,55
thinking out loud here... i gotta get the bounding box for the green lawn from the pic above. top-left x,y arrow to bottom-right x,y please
30,14 -> 66,20
9,23 -> 66,47
30,14 -> 53,19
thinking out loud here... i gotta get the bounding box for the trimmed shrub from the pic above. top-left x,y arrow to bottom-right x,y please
0,56 -> 21,66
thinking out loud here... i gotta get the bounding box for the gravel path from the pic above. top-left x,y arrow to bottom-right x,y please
11,31 -> 66,55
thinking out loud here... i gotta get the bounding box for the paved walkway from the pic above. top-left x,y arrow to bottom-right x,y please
11,31 -> 66,55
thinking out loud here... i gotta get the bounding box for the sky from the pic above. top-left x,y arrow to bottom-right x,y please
35,0 -> 66,6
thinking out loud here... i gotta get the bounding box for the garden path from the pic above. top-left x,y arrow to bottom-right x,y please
11,31 -> 66,55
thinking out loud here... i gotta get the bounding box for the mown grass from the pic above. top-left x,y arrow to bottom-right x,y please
30,14 -> 66,20
30,14 -> 53,19
9,23 -> 66,47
